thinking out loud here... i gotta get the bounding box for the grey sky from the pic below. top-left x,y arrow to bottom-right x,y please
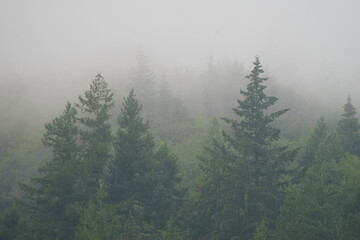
1,0 -> 360,105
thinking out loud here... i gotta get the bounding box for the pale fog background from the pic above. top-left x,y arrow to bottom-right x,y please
1,0 -> 360,130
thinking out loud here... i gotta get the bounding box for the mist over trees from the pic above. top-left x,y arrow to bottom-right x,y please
1,55 -> 360,239
1,1 -> 360,238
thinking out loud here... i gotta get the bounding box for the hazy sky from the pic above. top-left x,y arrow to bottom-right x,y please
1,0 -> 360,105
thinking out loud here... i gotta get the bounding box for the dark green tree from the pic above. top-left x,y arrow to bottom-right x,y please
151,145 -> 182,228
197,57 -> 289,239
76,73 -> 114,201
106,89 -> 155,209
106,89 -> 181,230
189,118 -> 229,239
20,103 -> 81,240
274,118 -> 344,240
337,95 -> 360,155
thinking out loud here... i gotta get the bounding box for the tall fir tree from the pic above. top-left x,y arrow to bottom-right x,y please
106,89 -> 155,211
20,103 -> 81,240
106,89 -> 181,229
198,57 -> 289,239
76,73 -> 114,201
337,95 -> 360,155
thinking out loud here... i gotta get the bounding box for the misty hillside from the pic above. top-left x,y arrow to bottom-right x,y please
1,1 -> 360,239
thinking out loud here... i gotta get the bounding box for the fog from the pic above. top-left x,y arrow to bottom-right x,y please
1,0 -> 360,130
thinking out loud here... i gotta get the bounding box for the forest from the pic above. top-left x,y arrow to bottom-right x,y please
1,53 -> 360,240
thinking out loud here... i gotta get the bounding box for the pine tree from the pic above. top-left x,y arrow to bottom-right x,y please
191,118 -> 231,239
76,73 -> 114,201
106,89 -> 155,214
20,103 -> 81,240
151,145 -> 182,228
275,119 -> 345,240
337,95 -> 360,155
106,89 -> 181,229
198,57 -> 289,239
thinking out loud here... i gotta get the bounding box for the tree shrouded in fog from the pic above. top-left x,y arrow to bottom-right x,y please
20,103 -> 81,240
337,95 -> 360,155
106,89 -> 181,230
195,57 -> 289,240
129,50 -> 156,117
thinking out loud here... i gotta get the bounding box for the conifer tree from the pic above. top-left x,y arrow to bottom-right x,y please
337,95 -> 360,155
275,118 -> 345,240
106,89 -> 155,208
76,73 -> 114,201
20,103 -> 81,240
151,145 -> 182,228
198,57 -> 289,239
106,89 -> 181,229
129,50 -> 156,116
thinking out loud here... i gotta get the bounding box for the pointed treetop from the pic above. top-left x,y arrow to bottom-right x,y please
118,89 -> 145,130
343,94 -> 356,118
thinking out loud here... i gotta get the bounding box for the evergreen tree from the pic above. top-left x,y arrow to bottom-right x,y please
274,119 -> 347,240
76,73 -> 114,201
20,103 -> 81,240
151,145 -> 182,228
106,89 -> 155,209
129,49 -> 156,116
297,117 -> 343,181
157,78 -> 188,123
106,89 -> 181,229
190,118 -> 228,239
198,57 -> 289,239
337,95 -> 360,155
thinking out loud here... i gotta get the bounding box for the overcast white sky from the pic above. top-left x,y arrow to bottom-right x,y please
1,0 -> 360,104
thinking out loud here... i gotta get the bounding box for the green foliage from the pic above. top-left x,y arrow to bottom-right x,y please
252,219 -> 270,240
297,117 -> 343,180
275,160 -> 343,240
20,103 -> 81,240
151,145 -> 182,228
0,133 -> 48,213
335,154 -> 360,239
76,188 -> 121,240
274,120 -> 360,240
160,218 -> 183,240
0,208 -> 28,240
106,89 -> 155,207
